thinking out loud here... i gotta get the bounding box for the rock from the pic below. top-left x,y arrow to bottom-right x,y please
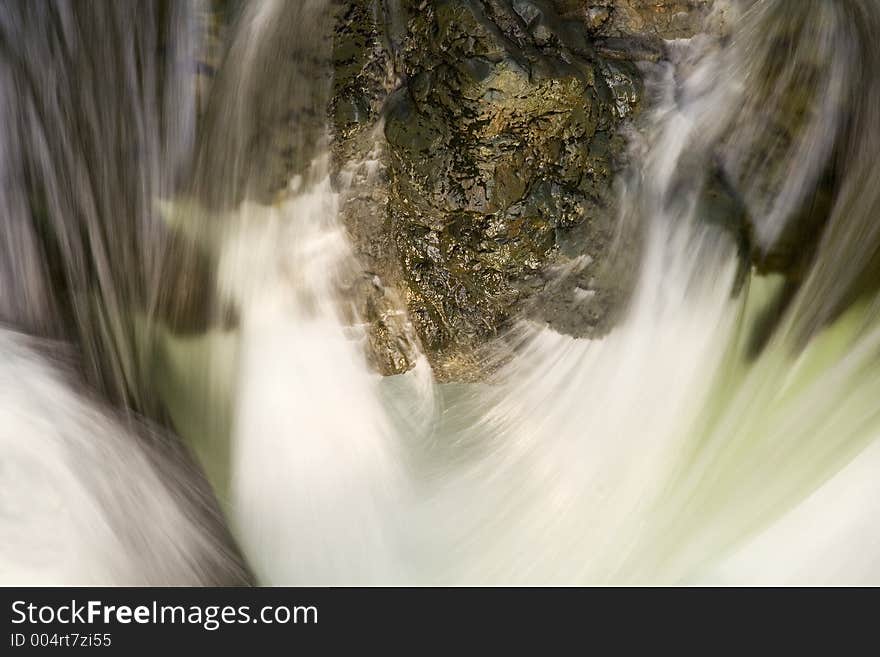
330,1 -> 716,380
374,0 -> 648,379
331,0 -> 424,376
558,1 -> 716,39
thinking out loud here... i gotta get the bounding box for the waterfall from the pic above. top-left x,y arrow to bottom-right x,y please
0,0 -> 249,585
2,0 -> 880,585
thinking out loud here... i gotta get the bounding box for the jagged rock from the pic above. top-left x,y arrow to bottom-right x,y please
331,0 -> 424,375
556,0 -> 715,39
329,1 -> 714,380
374,0 -> 644,378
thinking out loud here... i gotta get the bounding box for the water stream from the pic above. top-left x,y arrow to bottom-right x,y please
2,0 -> 880,585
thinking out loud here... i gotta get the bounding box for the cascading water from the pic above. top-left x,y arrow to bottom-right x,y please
0,0 -> 249,584
2,0 -> 880,586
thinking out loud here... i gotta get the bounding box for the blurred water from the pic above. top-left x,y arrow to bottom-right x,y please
2,0 -> 880,585
0,0 -> 201,415
0,0 -> 251,585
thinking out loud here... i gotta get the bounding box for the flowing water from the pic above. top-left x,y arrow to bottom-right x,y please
2,0 -> 880,585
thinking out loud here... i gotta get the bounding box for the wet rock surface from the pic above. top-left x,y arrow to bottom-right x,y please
331,0 -> 425,375
570,0 -> 716,39
332,0 -> 707,379
386,1 -> 644,376
265,0 -> 722,380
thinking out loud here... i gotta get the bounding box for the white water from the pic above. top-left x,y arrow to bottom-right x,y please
0,331 -> 248,585
221,164 -> 412,585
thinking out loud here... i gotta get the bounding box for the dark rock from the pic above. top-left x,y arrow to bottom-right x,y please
331,1 -> 714,380
331,0 -> 425,376
373,0 -> 646,378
